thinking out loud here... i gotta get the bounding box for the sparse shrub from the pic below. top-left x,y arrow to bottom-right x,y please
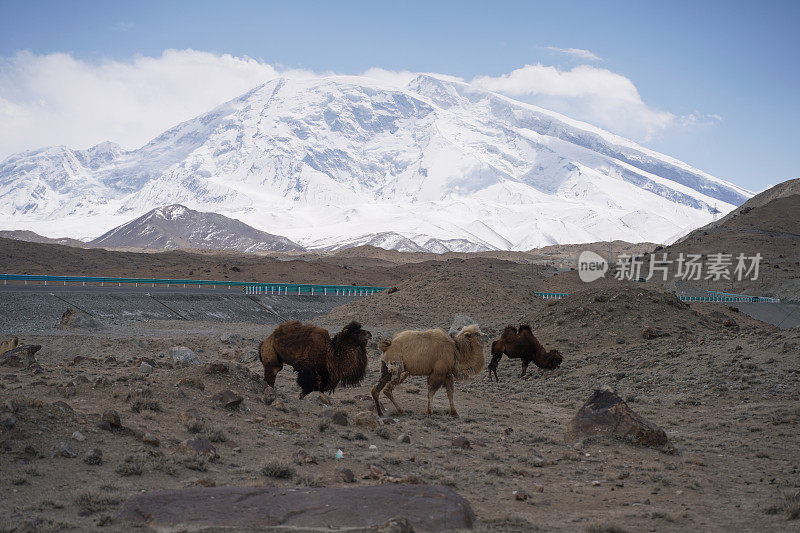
131,399 -> 162,413
186,420 -> 205,433
261,461 -> 295,479
74,491 -> 121,515
376,427 -> 391,439
181,457 -> 207,472
206,428 -> 227,442
115,456 -> 144,476
586,523 -> 630,533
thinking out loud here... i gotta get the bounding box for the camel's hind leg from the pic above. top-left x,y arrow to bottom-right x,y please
382,363 -> 405,415
445,374 -> 458,417
371,361 -> 392,417
426,367 -> 447,417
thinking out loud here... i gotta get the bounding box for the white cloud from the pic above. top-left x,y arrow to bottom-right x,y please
0,49 -> 288,158
546,46 -> 602,61
0,50 -> 712,158
472,63 -> 685,140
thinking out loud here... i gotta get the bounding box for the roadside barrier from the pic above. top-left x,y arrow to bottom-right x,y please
0,274 -> 386,296
534,290 -> 779,303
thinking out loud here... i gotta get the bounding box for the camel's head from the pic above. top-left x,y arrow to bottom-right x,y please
544,349 -> 563,370
457,324 -> 483,340
334,321 -> 372,349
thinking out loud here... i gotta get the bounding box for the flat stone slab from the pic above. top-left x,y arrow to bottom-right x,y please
116,485 -> 474,531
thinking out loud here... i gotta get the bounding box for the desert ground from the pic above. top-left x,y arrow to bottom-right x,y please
1,239 -> 799,532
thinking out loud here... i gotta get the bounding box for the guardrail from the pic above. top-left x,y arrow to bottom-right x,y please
534,292 -> 570,300
706,290 -> 780,303
0,274 -> 387,296
534,289 -> 779,303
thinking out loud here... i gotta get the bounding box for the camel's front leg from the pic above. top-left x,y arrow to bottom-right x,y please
371,361 -> 392,416
445,375 -> 458,417
519,361 -> 530,379
382,363 -> 405,415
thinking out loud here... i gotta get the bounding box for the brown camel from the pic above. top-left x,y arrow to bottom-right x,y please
259,321 -> 371,398
487,325 -> 562,381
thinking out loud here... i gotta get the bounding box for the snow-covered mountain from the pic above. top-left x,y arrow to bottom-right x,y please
0,75 -> 751,252
90,204 -> 303,252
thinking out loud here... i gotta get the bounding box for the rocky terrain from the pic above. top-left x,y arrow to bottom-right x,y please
2,265 -> 799,532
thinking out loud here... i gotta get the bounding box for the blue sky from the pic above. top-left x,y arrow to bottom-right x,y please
1,0 -> 798,192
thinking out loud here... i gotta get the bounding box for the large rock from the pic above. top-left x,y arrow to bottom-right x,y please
116,485 -> 474,530
59,308 -> 99,329
170,346 -> 200,366
0,336 -> 19,355
448,314 -> 477,336
565,389 -> 668,448
0,344 -> 41,368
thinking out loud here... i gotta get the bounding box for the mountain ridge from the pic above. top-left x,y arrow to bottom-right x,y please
0,74 -> 751,252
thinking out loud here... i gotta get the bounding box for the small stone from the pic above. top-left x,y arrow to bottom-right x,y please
312,392 -> 332,406
1,414 -> 17,430
179,438 -> 218,461
513,490 -> 529,501
591,480 -> 601,486
530,455 -> 546,467
83,448 -> 103,465
617,338 -> 626,344
504,427 -> 514,436
177,377 -> 205,390
170,346 -> 200,366
292,449 -> 317,465
212,389 -> 243,409
72,430 -> 86,442
354,411 -> 380,429
369,465 -> 388,479
323,410 -> 348,426
142,433 -> 160,446
618,470 -> 630,480
339,468 -> 355,483
181,408 -> 203,424
398,434 -> 411,444
642,327 -> 662,339
139,362 -> 153,375
204,362 -> 228,374
452,436 -> 471,450
59,443 -> 77,458
101,410 -> 121,428
4,399 -> 19,412
532,483 -> 544,493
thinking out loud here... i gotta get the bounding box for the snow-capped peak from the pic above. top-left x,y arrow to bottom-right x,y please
0,75 -> 750,252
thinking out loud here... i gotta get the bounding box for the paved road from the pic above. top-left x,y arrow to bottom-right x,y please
0,284 -> 361,333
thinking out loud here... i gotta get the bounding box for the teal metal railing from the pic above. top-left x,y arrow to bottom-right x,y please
0,274 -> 387,296
534,290 -> 779,303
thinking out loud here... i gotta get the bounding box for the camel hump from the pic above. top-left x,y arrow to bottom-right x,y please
378,338 -> 392,352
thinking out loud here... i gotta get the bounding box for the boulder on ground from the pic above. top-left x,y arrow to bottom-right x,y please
59,308 -> 99,329
170,346 -> 200,366
354,411 -> 380,429
448,313 -> 477,336
212,389 -> 243,409
565,389 -> 668,448
116,485 -> 474,531
0,344 -> 41,368
0,336 -> 19,355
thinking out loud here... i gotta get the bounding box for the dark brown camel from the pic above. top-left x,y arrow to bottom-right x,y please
487,325 -> 562,381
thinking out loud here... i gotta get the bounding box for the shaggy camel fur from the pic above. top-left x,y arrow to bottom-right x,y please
487,325 -> 562,381
372,324 -> 485,417
260,321 -> 371,398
